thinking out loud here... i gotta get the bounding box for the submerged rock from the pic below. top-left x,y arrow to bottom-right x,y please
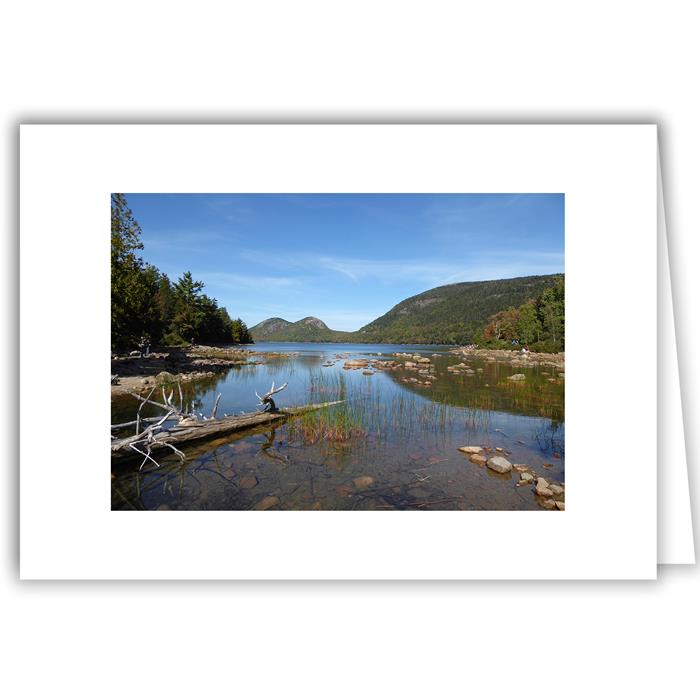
254,495 -> 280,510
353,475 -> 375,489
240,475 -> 258,489
486,456 -> 512,474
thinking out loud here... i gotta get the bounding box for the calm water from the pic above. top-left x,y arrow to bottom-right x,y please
111,342 -> 565,511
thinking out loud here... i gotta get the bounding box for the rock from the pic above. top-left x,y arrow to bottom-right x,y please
513,464 -> 530,472
129,350 -> 140,357
519,472 -> 534,483
469,454 -> 488,466
254,495 -> 280,510
362,370 -> 374,376
507,374 -> 526,381
418,357 -> 431,364
535,478 -> 553,497
155,371 -> 177,384
495,447 -> 503,452
458,446 -> 483,454
541,499 -> 556,509
549,484 -> 565,496
141,378 -> 150,385
405,361 -> 417,368
353,475 -> 374,489
240,475 -> 258,489
555,501 -> 565,510
486,456 -> 512,474
311,501 -> 323,510
344,359 -> 369,368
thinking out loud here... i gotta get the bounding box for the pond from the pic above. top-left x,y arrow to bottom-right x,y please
111,343 -> 565,511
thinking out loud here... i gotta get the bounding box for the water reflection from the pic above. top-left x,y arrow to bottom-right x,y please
112,343 -> 564,511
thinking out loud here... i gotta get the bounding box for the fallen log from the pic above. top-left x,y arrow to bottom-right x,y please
111,401 -> 345,462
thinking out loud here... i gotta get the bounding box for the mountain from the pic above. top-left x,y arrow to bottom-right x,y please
353,275 -> 563,344
250,316 -> 350,342
250,274 -> 563,344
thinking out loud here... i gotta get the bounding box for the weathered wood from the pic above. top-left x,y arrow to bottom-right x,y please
111,401 -> 344,461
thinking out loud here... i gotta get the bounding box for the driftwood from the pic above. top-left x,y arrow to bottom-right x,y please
111,400 -> 344,463
255,381 -> 288,412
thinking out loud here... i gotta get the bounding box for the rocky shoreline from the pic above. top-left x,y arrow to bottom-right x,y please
458,445 -> 565,510
110,345 -> 258,395
450,346 -> 565,372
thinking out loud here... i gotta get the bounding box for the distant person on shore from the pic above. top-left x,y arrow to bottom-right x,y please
521,345 -> 530,354
144,336 -> 150,356
139,336 -> 147,358
190,336 -> 195,347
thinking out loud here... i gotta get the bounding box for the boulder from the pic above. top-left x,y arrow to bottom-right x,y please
469,454 -> 488,466
155,371 -> 177,384
486,456 -> 512,474
535,477 -> 553,497
458,446 -> 483,455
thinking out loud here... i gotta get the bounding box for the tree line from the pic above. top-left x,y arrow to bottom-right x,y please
475,276 -> 564,351
111,193 -> 253,350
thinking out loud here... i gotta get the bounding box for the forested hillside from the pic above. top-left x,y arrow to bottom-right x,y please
250,274 -> 564,347
111,194 -> 252,350
352,275 -> 563,345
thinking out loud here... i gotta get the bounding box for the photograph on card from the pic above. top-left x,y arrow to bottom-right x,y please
110,193 -> 565,511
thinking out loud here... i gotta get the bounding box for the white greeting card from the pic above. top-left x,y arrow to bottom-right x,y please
20,124 -> 670,579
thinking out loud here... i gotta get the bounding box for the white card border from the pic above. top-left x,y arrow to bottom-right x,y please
20,124 -> 657,579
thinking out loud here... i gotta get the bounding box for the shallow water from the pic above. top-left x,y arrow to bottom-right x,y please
111,342 -> 564,511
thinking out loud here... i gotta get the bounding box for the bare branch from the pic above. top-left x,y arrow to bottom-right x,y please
211,393 -> 222,419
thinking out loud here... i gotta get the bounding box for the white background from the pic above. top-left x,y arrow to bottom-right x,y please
20,124 -> 657,581
2,1 -> 698,698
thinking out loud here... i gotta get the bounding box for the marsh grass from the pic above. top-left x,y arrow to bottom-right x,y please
286,371 -> 474,445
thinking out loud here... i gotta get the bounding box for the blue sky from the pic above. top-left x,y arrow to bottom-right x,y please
124,193 -> 564,331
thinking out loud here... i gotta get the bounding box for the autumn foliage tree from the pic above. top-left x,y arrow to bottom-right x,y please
476,276 -> 564,351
